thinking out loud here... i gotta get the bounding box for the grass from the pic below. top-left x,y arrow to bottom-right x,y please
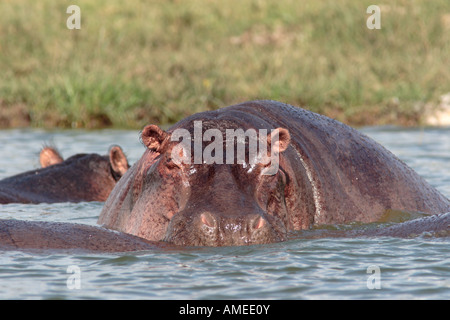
0,0 -> 449,128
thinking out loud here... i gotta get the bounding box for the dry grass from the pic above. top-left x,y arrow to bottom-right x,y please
0,0 -> 449,128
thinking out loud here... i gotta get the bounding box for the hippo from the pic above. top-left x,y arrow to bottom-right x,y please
98,100 -> 450,246
0,145 -> 129,204
0,100 -> 449,251
1,212 -> 448,252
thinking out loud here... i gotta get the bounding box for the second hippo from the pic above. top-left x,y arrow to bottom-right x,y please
0,145 -> 129,204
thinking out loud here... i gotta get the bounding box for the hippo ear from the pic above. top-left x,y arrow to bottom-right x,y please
40,147 -> 64,168
109,145 -> 130,177
268,128 -> 291,153
141,125 -> 169,152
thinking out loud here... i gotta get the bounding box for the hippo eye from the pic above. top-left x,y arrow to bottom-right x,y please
166,157 -> 180,169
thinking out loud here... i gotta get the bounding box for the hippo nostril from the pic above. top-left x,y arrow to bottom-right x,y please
200,212 -> 215,228
252,216 -> 265,230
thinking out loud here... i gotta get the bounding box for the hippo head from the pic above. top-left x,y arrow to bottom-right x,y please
99,117 -> 314,246
36,145 -> 130,202
40,145 -> 129,178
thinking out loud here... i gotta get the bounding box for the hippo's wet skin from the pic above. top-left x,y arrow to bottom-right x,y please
0,145 -> 129,204
1,100 -> 449,251
0,219 -> 162,252
98,100 -> 450,247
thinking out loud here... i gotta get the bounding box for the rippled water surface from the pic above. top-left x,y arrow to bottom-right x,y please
0,126 -> 449,299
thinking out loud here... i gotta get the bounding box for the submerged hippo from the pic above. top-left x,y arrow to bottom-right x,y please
0,100 -> 449,251
1,212 -> 448,252
98,100 -> 450,246
0,145 -> 129,204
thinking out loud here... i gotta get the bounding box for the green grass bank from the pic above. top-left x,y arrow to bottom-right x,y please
1,0 -> 449,128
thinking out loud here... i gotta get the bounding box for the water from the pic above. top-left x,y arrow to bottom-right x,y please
0,126 -> 449,300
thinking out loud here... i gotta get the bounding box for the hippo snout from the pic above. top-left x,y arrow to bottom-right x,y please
163,210 -> 286,247
200,211 -> 269,243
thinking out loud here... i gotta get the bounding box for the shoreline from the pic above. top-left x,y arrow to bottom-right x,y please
1,99 -> 449,129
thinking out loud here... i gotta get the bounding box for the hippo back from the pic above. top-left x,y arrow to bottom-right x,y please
219,100 -> 450,225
